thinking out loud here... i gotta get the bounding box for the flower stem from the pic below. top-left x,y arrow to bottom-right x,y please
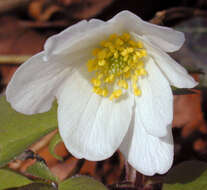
125,161 -> 136,183
125,161 -> 146,189
0,55 -> 31,64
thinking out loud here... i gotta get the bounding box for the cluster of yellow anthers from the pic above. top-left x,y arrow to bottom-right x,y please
87,33 -> 148,100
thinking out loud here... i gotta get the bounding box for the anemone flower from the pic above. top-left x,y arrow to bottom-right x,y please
6,11 -> 198,175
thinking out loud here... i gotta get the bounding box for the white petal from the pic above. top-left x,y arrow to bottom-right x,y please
135,58 -> 173,137
120,114 -> 174,176
57,67 -> 134,161
148,44 -> 198,88
45,10 -> 184,59
132,33 -> 198,88
6,52 -> 71,115
44,19 -> 109,59
111,10 -> 185,52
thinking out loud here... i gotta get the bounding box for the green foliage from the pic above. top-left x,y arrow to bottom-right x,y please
26,161 -> 59,183
59,176 -> 108,190
163,160 -> 207,190
0,96 -> 109,190
0,96 -> 58,167
48,133 -> 63,161
0,169 -> 32,190
9,183 -> 56,190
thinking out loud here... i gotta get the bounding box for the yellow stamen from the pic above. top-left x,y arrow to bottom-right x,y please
91,78 -> 101,87
102,88 -> 108,97
86,33 -> 148,100
92,48 -> 100,56
123,66 -> 130,72
118,80 -> 128,89
98,60 -> 106,66
134,88 -> 141,96
137,41 -> 143,48
109,89 -> 122,100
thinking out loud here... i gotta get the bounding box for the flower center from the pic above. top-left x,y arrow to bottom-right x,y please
86,33 -> 147,100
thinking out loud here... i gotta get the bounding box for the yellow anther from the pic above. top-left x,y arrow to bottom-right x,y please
109,34 -> 118,40
93,87 -> 108,97
137,41 -> 143,48
97,73 -> 103,79
140,49 -> 147,57
87,59 -> 96,72
93,86 -> 98,93
114,51 -> 119,59
105,78 -> 110,83
123,55 -> 128,61
92,48 -> 100,56
87,33 -> 147,100
109,74 -> 115,81
128,59 -> 133,65
109,45 -> 115,52
136,61 -> 144,69
118,80 -> 123,88
132,75 -> 138,82
139,68 -> 148,76
123,66 -> 130,72
121,48 -> 134,57
105,74 -> 114,83
98,60 -> 106,66
121,33 -> 130,41
102,88 -> 108,97
100,40 -> 107,47
115,38 -> 124,46
117,80 -> 122,88
87,59 -> 94,65
127,47 -> 134,53
109,89 -> 122,100
91,78 -> 101,87
93,87 -> 102,95
124,71 -> 131,79
129,40 -> 137,47
132,82 -> 137,89
117,46 -> 124,51
97,50 -> 108,59
118,80 -> 128,89
134,70 -> 140,76
135,51 -> 142,58
134,68 -> 147,76
134,88 -> 141,96
133,55 -> 138,63
114,89 -> 122,97
121,49 -> 127,56
123,83 -> 128,89
106,42 -> 113,48
109,94 -> 115,100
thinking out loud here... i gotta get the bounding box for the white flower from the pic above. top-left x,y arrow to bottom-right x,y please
6,11 -> 198,176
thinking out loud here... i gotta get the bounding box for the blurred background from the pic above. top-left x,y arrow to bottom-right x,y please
0,0 -> 207,189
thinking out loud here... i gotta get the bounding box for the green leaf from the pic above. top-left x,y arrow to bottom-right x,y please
163,160 -> 207,190
48,133 -> 63,161
26,161 -> 59,183
0,96 -> 58,167
59,176 -> 108,190
10,183 -> 57,190
0,169 -> 33,190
